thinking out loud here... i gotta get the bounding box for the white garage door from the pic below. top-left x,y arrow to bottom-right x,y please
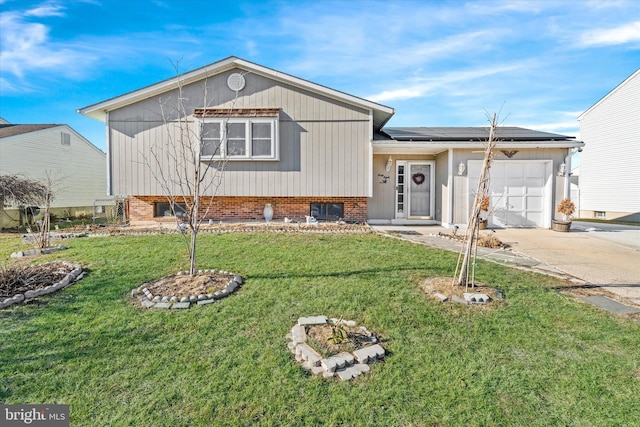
468,160 -> 552,228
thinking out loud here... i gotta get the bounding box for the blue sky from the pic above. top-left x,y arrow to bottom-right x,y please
1,0 -> 639,152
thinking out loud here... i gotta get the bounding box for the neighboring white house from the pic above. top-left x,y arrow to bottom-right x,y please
0,121 -> 111,227
577,69 -> 640,222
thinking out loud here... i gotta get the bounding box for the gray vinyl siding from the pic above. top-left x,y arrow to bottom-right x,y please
367,154 -> 396,219
435,151 -> 448,222
579,71 -> 640,215
108,69 -> 371,197
0,126 -> 108,208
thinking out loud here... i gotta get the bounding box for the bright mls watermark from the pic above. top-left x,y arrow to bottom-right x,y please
1,405 -> 69,426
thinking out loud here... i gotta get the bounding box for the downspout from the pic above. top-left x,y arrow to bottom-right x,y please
105,110 -> 112,196
368,110 -> 374,198
564,148 -> 572,200
447,148 -> 454,227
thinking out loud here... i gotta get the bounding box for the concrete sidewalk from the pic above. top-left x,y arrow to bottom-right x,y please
371,224 -> 640,310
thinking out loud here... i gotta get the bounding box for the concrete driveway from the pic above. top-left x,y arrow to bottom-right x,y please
491,222 -> 640,306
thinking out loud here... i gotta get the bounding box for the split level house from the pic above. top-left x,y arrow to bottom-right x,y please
578,68 -> 639,222
0,120 -> 111,228
78,56 -> 583,228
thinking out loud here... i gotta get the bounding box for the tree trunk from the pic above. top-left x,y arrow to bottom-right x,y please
456,114 -> 498,287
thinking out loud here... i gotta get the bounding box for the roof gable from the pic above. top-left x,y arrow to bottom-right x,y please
78,56 -> 395,129
0,124 -> 59,138
578,68 -> 640,120
0,124 -> 105,156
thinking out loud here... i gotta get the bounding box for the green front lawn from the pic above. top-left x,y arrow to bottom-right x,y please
1,232 -> 638,426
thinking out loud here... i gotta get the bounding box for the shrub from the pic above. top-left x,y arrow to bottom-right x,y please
557,198 -> 575,217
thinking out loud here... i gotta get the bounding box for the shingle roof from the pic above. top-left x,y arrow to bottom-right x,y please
382,126 -> 575,142
0,124 -> 59,138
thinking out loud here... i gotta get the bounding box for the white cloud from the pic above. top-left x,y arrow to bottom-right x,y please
24,3 -> 66,17
368,64 -> 523,102
579,21 -> 640,46
369,88 -> 422,102
0,10 -> 95,81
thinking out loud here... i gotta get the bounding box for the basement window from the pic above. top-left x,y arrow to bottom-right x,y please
155,202 -> 187,218
310,203 -> 344,221
594,211 -> 606,218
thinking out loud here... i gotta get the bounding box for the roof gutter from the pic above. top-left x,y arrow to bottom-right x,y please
373,140 -> 584,151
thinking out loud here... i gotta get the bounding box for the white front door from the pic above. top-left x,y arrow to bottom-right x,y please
468,160 -> 552,228
396,161 -> 435,219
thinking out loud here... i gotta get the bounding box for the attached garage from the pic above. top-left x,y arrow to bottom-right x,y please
468,160 -> 553,228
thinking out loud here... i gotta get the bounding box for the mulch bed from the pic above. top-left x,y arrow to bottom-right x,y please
143,272 -> 235,299
437,231 -> 506,249
305,322 -> 380,358
421,277 -> 503,305
0,262 -> 75,298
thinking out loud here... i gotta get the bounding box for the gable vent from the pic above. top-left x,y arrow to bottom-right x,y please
61,132 -> 71,146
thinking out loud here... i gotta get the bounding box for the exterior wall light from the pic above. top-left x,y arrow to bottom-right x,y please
458,161 -> 466,176
385,156 -> 393,172
558,162 -> 566,176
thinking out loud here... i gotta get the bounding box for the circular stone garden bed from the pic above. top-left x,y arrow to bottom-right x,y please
131,270 -> 244,309
0,261 -> 84,309
287,316 -> 385,381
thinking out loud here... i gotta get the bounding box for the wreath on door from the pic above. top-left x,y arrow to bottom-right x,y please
412,173 -> 425,185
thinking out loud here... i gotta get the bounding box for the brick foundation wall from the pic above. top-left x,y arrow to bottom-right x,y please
129,196 -> 368,223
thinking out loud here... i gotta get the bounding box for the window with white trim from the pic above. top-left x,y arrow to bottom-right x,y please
199,118 -> 279,160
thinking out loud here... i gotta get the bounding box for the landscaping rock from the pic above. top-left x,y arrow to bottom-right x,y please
291,324 -> 306,344
141,300 -> 154,308
295,343 -> 322,366
153,302 -> 171,309
320,358 -> 338,373
298,315 -> 328,326
434,293 -> 449,302
451,295 -> 467,305
24,290 -> 39,299
311,366 -> 325,376
464,293 -> 491,304
172,302 -> 191,309
197,299 -> 215,306
337,352 -> 355,366
336,369 -> 354,381
353,363 -> 371,374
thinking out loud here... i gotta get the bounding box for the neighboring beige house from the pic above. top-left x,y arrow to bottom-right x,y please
0,121 -> 110,227
79,56 -> 583,228
577,69 -> 640,222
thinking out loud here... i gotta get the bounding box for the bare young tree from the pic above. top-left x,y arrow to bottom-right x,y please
32,171 -> 63,249
453,113 -> 500,288
145,62 -> 237,275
